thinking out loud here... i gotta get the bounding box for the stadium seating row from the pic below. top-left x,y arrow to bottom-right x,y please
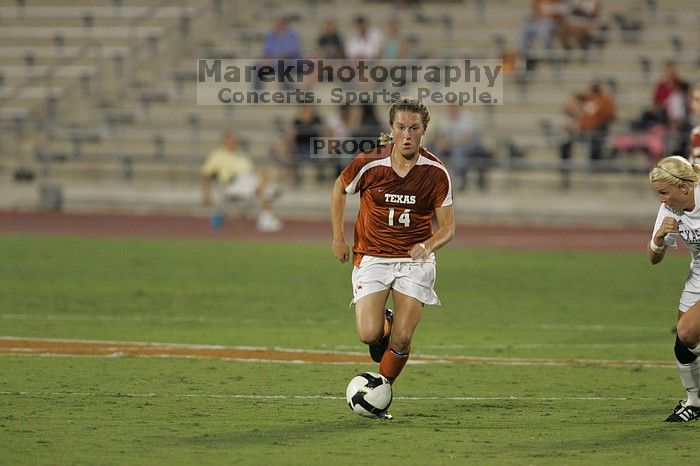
0,0 -> 697,195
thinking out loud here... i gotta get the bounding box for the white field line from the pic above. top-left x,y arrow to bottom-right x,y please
338,343 -> 669,350
0,352 -> 677,368
0,335 -> 367,355
0,391 -> 665,402
0,353 -> 367,365
0,313 -> 240,324
1,335 -> 666,352
0,336 -> 676,368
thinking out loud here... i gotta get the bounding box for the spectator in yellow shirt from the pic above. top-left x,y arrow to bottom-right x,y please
200,131 -> 282,232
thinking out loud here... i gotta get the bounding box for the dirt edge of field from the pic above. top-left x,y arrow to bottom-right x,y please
0,337 -> 673,368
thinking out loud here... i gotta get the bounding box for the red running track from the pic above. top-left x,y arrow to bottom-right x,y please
0,209 -> 659,253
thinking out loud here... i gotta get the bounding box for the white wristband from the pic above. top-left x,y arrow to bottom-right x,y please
650,239 -> 666,253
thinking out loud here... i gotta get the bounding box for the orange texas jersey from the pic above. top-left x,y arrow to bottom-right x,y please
340,143 -> 453,266
691,125 -> 700,163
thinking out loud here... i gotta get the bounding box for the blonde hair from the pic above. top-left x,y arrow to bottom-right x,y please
649,155 -> 700,187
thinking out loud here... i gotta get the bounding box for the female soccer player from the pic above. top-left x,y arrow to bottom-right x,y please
330,98 -> 455,419
648,155 -> 700,421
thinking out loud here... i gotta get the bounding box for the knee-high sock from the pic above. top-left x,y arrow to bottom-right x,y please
379,348 -> 409,384
677,359 -> 700,407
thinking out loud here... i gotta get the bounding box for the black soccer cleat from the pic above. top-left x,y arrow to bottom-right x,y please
369,335 -> 389,363
369,309 -> 394,363
665,401 -> 700,422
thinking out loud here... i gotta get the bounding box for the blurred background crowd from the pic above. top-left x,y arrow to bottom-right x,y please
0,0 -> 698,226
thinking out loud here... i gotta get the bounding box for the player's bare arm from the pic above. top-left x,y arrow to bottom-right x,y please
330,176 -> 350,263
409,204 -> 455,261
648,216 -> 677,264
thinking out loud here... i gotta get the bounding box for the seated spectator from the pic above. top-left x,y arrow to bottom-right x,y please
200,131 -> 282,232
559,82 -> 616,182
632,60 -> 685,130
559,91 -> 586,189
666,81 -> 691,156
614,64 -> 689,166
519,0 -> 566,64
579,81 -> 616,161
430,104 -> 491,191
383,17 -> 410,59
689,84 -> 700,163
345,15 -> 385,60
558,0 -> 603,54
666,81 -> 690,130
317,19 -> 345,59
293,104 -> 326,154
274,106 -> 329,186
347,94 -> 384,142
253,16 -> 303,91
652,60 -> 686,129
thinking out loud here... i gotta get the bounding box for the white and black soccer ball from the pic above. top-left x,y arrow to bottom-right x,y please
346,372 -> 392,417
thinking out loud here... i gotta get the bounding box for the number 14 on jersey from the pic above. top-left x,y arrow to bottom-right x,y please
388,208 -> 411,227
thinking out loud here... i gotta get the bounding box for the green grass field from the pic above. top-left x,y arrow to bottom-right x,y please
1,234 -> 697,465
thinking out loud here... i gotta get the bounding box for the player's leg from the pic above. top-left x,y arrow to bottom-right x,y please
676,304 -> 700,352
379,260 -> 441,384
667,304 -> 700,422
354,289 -> 391,347
379,290 -> 423,384
351,262 -> 394,361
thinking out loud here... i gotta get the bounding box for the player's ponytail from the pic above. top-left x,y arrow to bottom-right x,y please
692,162 -> 700,180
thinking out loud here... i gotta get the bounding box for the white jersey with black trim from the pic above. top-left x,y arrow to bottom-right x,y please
652,185 -> 700,292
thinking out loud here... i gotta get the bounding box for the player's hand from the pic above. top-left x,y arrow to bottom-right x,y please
654,217 -> 679,244
409,242 -> 432,261
332,239 -> 350,263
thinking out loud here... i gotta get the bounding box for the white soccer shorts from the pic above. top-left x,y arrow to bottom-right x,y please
351,255 -> 441,305
679,289 -> 700,312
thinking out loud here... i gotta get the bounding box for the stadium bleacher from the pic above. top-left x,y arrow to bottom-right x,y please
0,0 -> 697,224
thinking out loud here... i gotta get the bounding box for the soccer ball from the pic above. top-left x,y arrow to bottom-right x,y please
346,372 -> 392,417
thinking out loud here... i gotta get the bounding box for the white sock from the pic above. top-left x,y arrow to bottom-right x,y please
676,359 -> 700,407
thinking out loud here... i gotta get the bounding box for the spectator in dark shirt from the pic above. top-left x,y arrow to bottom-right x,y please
317,19 -> 345,59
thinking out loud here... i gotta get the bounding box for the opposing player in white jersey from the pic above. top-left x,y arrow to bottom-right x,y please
331,98 -> 455,418
648,155 -> 700,421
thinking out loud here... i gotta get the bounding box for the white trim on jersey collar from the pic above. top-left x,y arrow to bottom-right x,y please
344,156 -> 391,194
344,152 -> 453,208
